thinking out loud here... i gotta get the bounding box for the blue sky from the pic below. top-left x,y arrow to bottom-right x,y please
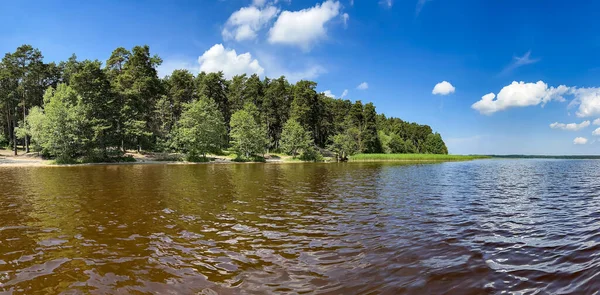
2,0 -> 600,155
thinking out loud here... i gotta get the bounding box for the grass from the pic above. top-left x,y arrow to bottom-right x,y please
349,153 -> 490,162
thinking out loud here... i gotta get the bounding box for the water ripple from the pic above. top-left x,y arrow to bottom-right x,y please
1,160 -> 600,293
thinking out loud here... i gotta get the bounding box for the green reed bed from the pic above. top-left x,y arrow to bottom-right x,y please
349,154 -> 490,162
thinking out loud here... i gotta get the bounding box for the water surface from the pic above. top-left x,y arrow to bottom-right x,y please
1,160 -> 599,294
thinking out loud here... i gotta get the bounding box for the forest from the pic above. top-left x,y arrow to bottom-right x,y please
0,44 -> 448,163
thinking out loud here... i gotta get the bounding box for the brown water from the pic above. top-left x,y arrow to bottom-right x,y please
1,160 -> 599,294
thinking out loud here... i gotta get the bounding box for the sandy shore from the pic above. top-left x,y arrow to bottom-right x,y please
0,149 -> 287,167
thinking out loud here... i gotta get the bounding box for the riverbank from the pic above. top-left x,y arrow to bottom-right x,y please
0,149 -> 299,167
0,149 -> 487,167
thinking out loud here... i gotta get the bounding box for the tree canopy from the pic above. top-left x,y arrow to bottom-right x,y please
0,44 -> 448,162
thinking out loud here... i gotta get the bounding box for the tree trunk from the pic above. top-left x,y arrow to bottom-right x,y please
23,93 -> 29,153
11,114 -> 17,156
5,108 -> 10,146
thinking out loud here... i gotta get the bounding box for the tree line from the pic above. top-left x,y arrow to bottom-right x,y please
0,44 -> 447,163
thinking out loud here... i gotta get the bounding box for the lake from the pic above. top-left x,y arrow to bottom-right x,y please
0,159 -> 599,294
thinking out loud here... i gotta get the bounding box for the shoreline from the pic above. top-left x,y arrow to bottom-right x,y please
0,149 -> 486,168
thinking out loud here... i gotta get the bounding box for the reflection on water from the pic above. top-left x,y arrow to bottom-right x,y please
1,160 -> 600,294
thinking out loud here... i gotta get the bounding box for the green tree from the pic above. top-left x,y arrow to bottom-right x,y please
290,80 -> 322,145
362,102 -> 382,153
328,127 -> 359,161
197,72 -> 229,130
424,132 -> 448,154
108,45 -> 163,152
378,131 -> 391,154
388,133 -> 417,154
70,60 -> 117,157
262,76 -> 292,149
22,106 -> 45,152
228,74 -> 248,113
172,97 -> 226,160
166,69 -> 196,122
2,45 -> 46,153
31,84 -> 91,162
230,103 -> 268,159
280,119 -> 313,158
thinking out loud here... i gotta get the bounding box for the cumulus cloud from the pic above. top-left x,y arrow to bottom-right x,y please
594,118 -> 600,125
357,82 -> 368,90
574,137 -> 588,145
471,81 -> 569,115
432,81 -> 455,95
568,87 -> 600,118
323,90 -> 335,98
593,127 -> 600,136
549,120 -> 590,131
222,5 -> 279,41
268,0 -> 341,50
198,44 -> 264,79
341,89 -> 348,98
322,89 -> 349,99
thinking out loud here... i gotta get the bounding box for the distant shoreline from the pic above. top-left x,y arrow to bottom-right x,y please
489,155 -> 600,159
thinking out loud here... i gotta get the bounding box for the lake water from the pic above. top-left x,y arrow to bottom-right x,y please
1,160 -> 599,294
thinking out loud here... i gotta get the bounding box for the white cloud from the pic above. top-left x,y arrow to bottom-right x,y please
323,89 -> 349,99
500,50 -> 540,75
416,0 -> 431,15
380,0 -> 393,8
283,65 -> 326,82
268,0 -> 341,50
568,87 -> 600,118
323,90 -> 335,98
549,120 -> 590,131
471,81 -> 569,115
341,89 -> 348,98
357,82 -> 368,90
222,5 -> 279,41
254,50 -> 327,82
253,0 -> 267,7
594,118 -> 600,125
342,13 -> 349,28
593,127 -> 600,136
574,137 -> 588,145
432,81 -> 455,95
198,44 -> 264,79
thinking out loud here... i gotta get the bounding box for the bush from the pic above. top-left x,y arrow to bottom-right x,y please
299,147 -> 323,162
0,133 -> 8,149
186,153 -> 210,162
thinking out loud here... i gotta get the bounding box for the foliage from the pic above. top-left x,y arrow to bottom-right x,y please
0,133 -> 7,148
1,44 -> 449,163
424,133 -> 448,154
172,96 -> 226,160
328,127 -> 360,161
280,119 -> 313,158
388,133 -> 417,154
299,146 -> 323,162
30,84 -> 91,163
230,103 -> 269,159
